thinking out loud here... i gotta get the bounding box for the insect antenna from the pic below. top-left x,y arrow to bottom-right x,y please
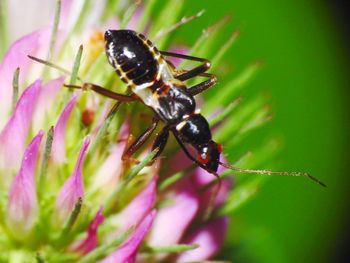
219,161 -> 326,187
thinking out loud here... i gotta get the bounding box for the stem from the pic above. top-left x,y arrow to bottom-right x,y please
69,45 -> 83,85
11,67 -> 20,113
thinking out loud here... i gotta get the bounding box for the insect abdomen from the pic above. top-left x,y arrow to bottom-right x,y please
105,30 -> 158,85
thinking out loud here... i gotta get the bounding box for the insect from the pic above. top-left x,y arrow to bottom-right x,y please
29,29 -> 325,186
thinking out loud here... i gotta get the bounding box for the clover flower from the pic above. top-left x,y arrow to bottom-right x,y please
0,0 -> 276,262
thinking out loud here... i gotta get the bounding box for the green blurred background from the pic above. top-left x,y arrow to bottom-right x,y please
170,1 -> 349,262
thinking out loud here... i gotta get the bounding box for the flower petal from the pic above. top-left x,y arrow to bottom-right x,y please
55,137 -> 90,223
114,177 -> 157,232
89,144 -> 124,195
72,208 -> 105,255
176,217 -> 229,262
89,121 -> 130,196
33,77 -> 65,132
0,29 -> 49,126
60,0 -> 75,30
52,94 -> 78,164
6,131 -> 44,238
100,210 -> 156,263
148,178 -> 199,247
0,80 -> 41,172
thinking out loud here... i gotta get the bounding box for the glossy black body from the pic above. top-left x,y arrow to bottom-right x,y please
154,81 -> 196,124
105,30 -> 158,85
105,29 -> 220,172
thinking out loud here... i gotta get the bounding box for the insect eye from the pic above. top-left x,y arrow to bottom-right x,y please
197,150 -> 210,165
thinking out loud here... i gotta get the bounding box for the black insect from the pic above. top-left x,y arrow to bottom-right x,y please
29,29 -> 325,186
74,29 -> 222,174
104,30 -> 222,172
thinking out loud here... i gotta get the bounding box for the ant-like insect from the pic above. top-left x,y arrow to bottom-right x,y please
29,29 -> 325,187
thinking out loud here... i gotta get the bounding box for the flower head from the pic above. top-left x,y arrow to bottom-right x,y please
0,1 -> 278,262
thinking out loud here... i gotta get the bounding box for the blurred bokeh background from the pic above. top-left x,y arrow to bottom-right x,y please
171,0 -> 349,262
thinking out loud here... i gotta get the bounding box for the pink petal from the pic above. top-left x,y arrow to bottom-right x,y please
166,151 -> 192,178
176,217 -> 229,262
72,208 -> 105,255
0,29 -> 50,125
7,131 -> 44,237
0,80 -> 41,170
101,210 -> 156,263
52,94 -> 78,164
89,144 -> 124,196
115,177 -> 157,232
148,178 -> 199,247
55,137 -> 90,223
89,121 -> 130,195
60,0 -> 75,30
33,77 -> 65,131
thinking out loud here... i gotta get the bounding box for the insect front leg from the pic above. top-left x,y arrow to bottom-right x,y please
187,73 -> 217,96
160,51 -> 211,81
122,118 -> 159,162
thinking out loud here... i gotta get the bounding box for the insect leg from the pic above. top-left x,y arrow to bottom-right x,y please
187,73 -> 217,96
64,83 -> 138,102
151,126 -> 170,160
160,51 -> 211,81
122,118 -> 159,161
